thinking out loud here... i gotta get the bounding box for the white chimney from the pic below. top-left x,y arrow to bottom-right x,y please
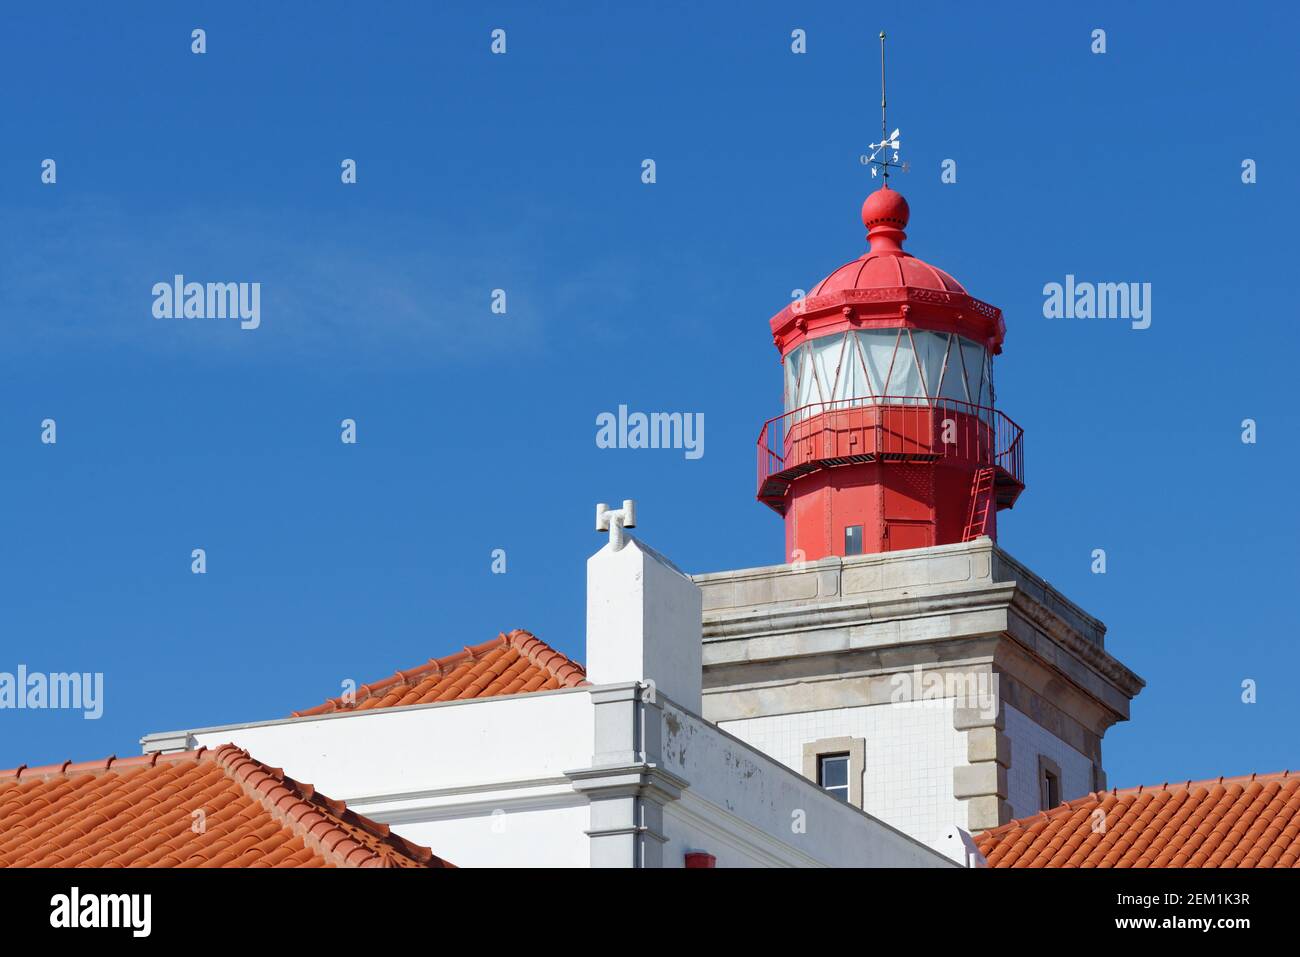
586,502 -> 702,712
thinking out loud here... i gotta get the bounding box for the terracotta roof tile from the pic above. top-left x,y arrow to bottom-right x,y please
0,745 -> 453,868
976,770 -> 1300,868
292,628 -> 587,717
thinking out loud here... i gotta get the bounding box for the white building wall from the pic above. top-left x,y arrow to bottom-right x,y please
659,699 -> 953,867
718,699 -> 968,847
181,689 -> 596,800
375,804 -> 592,869
145,685 -> 954,868
173,689 -> 598,867
1004,703 -> 1095,820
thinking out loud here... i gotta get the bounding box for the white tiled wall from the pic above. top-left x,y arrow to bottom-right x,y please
720,700 -> 967,846
1004,703 -> 1095,819
721,699 -> 1098,842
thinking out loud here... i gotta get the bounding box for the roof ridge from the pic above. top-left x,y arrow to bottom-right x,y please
291,628 -> 586,717
0,749 -> 192,782
504,628 -> 588,686
209,744 -> 452,868
1103,769 -> 1295,801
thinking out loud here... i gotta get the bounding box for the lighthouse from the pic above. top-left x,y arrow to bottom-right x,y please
757,182 -> 1025,561
699,35 -> 1141,843
709,188 -> 1140,840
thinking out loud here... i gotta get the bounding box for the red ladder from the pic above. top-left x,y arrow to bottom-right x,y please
962,467 -> 995,542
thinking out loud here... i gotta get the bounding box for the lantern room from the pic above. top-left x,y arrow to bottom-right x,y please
758,185 -> 1025,561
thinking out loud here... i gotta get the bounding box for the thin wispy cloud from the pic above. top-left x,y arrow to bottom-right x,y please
1,196 -> 648,369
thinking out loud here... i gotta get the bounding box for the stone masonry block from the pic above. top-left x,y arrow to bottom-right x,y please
966,726 -> 1011,767
953,762 -> 1007,800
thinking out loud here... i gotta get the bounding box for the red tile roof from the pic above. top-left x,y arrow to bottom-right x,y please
0,744 -> 453,868
292,628 -> 587,717
977,770 -> 1300,868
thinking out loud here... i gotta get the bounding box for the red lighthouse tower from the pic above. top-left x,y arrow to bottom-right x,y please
757,183 -> 1025,561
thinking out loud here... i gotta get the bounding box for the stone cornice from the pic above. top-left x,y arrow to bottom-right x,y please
565,763 -> 689,805
1006,587 -> 1144,698
699,545 -> 1145,713
702,579 -> 1019,644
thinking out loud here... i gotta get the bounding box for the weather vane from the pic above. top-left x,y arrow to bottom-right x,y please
863,31 -> 908,182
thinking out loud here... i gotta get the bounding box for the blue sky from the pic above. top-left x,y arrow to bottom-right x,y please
2,2 -> 1296,789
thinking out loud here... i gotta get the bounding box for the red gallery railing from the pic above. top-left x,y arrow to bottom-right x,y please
756,397 -> 1025,513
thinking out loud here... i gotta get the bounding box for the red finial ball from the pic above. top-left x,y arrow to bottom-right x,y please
861,185 -> 909,231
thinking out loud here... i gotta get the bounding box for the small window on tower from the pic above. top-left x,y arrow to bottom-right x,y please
1044,770 -> 1060,809
818,753 -> 850,802
1039,755 -> 1063,811
803,738 -> 865,808
844,525 -> 864,556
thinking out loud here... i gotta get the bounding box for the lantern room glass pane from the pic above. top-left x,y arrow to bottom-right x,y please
913,331 -> 950,400
979,349 -> 995,423
857,329 -> 898,397
938,335 -> 970,402
832,335 -> 861,403
960,339 -> 987,408
796,345 -> 821,408
786,331 -> 993,414
844,333 -> 873,405
784,346 -> 801,410
811,335 -> 844,407
888,330 -> 924,402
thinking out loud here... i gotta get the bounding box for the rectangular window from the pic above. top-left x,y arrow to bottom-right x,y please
818,753 -> 850,802
844,525 -> 863,556
1043,768 -> 1061,810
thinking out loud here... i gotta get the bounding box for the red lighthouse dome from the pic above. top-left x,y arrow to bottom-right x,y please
758,185 -> 1024,561
810,187 -> 966,297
